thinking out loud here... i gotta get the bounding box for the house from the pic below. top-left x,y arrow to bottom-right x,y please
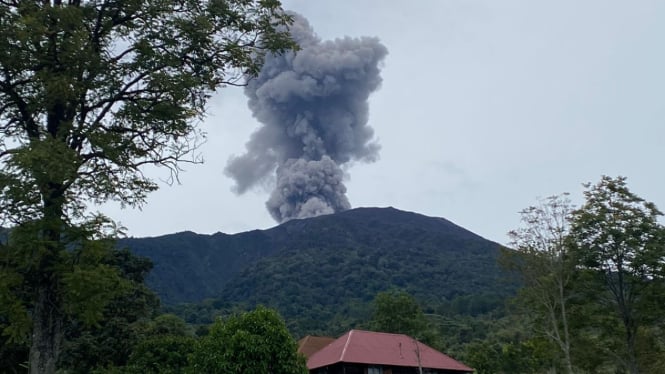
306,329 -> 473,374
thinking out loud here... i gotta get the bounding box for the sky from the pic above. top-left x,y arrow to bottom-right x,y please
102,0 -> 665,245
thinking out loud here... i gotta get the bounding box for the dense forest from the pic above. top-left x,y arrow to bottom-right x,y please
164,208 -> 511,337
123,206 -> 511,322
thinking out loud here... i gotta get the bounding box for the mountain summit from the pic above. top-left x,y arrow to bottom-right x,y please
122,207 -> 507,310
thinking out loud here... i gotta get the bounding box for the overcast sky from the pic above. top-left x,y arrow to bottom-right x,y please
102,0 -> 665,245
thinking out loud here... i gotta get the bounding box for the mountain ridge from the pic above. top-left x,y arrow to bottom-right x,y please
121,207 -> 508,310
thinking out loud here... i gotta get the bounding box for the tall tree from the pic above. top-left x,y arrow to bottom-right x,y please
502,194 -> 577,373
0,1 -> 296,373
569,176 -> 665,374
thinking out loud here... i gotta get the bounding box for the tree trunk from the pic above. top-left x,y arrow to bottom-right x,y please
624,322 -> 640,374
559,283 -> 574,374
28,283 -> 63,374
29,184 -> 65,374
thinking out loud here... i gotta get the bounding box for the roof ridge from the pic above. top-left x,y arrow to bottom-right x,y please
340,330 -> 353,362
351,329 -> 412,337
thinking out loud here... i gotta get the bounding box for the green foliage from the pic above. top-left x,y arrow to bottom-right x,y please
37,178 -> 662,374
0,332 -> 28,374
369,290 -> 429,338
120,230 -> 278,304
501,194 -> 578,373
71,311 -> 194,374
126,207 -> 510,305
570,176 -> 665,277
458,311 -> 562,374
0,268 -> 31,344
465,337 -> 556,374
494,177 -> 665,373
57,249 -> 160,373
569,176 -> 665,373
187,306 -> 307,374
0,0 -> 296,219
1,217 -> 124,336
148,208 -> 512,337
142,314 -> 191,337
123,335 -> 197,374
0,247 -> 160,373
0,0 -> 296,371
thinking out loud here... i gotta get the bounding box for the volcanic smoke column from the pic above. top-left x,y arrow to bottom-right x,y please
225,13 -> 388,223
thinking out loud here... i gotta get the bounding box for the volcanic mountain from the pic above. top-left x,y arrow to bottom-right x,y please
121,207 -> 510,320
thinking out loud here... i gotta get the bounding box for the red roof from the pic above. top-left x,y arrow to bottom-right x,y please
297,335 -> 336,358
307,330 -> 472,372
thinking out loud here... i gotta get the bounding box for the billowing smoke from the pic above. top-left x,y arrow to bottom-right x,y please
225,13 -> 388,222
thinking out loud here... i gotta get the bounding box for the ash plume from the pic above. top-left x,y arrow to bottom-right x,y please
225,13 -> 388,222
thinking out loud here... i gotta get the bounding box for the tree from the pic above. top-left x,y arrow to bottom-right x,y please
118,314 -> 196,374
569,176 -> 665,374
123,335 -> 197,374
369,290 -> 438,347
0,1 -> 296,373
1,247 -> 161,373
1,223 -> 130,373
502,194 -> 577,373
187,306 -> 307,374
464,337 -> 555,374
57,249 -> 160,373
140,313 -> 191,337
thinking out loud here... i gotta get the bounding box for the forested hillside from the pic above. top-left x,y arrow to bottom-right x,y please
122,207 -> 515,336
216,207 -> 511,335
120,229 -> 280,303
123,207 -> 511,304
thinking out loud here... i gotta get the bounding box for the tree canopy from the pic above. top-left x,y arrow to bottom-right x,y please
502,194 -> 577,373
501,176 -> 665,373
188,306 -> 307,374
368,289 -> 442,349
0,0 -> 295,222
0,1 -> 296,373
569,176 -> 665,373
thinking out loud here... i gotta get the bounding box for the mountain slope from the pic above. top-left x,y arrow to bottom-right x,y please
120,229 -> 278,303
215,207 -> 509,334
122,207 -> 510,310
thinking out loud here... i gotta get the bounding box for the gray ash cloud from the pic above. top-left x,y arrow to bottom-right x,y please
225,13 -> 387,222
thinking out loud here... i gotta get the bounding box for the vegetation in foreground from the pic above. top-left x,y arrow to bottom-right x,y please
0,1 -> 296,373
